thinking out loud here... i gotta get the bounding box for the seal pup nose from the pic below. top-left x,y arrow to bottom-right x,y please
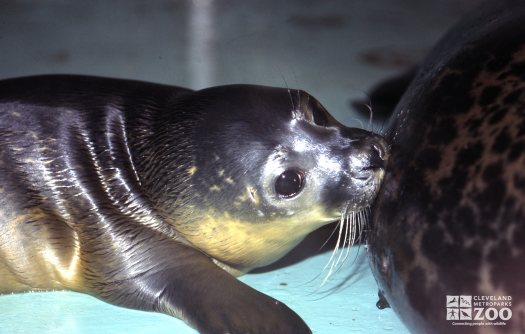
358,135 -> 389,170
367,139 -> 389,170
348,135 -> 389,182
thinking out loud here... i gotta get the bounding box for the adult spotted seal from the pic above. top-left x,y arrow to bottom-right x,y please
0,75 -> 388,334
365,1 -> 525,333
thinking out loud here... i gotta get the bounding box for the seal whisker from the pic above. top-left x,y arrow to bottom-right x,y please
351,210 -> 365,263
333,210 -> 357,275
319,204 -> 348,286
356,210 -> 365,245
320,205 -> 372,285
365,101 -> 374,132
328,212 -> 349,278
287,88 -> 296,112
279,73 -> 297,114
336,211 -> 351,268
304,213 -> 347,288
331,212 -> 352,275
318,219 -> 342,251
320,203 -> 369,285
297,89 -> 300,108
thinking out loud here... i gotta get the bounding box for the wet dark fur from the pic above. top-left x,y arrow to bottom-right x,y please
0,75 -> 388,334
365,1 -> 525,333
0,76 -> 312,334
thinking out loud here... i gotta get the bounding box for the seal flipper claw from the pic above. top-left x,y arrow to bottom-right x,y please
375,290 -> 390,310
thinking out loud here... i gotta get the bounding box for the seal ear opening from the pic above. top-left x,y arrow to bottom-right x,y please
310,105 -> 328,127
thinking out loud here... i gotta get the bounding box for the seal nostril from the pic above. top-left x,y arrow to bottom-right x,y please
367,142 -> 387,170
371,142 -> 386,161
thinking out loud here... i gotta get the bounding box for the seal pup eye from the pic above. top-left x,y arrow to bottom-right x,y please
275,169 -> 305,198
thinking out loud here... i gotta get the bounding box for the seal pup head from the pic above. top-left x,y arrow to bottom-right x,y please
142,85 -> 388,274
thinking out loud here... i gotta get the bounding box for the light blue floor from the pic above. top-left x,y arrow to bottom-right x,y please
0,1 -> 482,333
0,247 -> 406,334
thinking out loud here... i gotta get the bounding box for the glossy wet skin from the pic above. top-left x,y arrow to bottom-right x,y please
166,85 -> 388,273
367,1 -> 525,333
0,75 -> 387,334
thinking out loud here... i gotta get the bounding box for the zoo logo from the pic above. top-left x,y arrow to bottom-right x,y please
446,295 -> 513,322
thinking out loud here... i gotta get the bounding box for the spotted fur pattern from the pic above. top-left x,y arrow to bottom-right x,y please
368,1 -> 525,333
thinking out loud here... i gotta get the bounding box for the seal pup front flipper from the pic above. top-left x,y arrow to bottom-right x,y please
83,237 -> 311,334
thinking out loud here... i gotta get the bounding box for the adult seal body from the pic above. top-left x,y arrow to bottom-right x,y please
0,75 -> 388,333
367,1 -> 525,333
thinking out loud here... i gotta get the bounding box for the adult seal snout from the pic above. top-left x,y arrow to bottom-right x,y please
366,1 -> 525,333
0,75 -> 387,334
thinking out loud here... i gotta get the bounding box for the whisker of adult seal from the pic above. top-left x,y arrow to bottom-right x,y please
365,1 -> 525,333
0,74 -> 388,334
